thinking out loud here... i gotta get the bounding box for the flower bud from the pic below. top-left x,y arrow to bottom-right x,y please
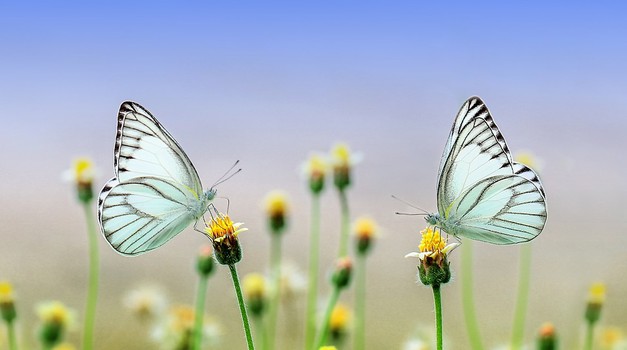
332,258 -> 352,290
0,282 -> 16,324
537,322 -> 557,350
196,245 -> 215,277
243,273 -> 267,317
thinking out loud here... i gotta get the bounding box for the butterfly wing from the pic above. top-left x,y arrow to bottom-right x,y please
436,97 -> 547,244
98,102 -> 206,256
99,177 -> 197,255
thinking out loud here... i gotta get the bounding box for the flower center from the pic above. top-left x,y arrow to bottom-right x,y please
419,227 -> 446,253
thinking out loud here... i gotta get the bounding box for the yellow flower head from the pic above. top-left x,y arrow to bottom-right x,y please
204,213 -> 247,265
405,227 -> 459,261
353,217 -> 378,255
515,151 -> 543,173
264,190 -> 289,218
331,143 -> 352,168
303,152 -> 328,194
329,303 -> 351,333
304,153 -> 328,180
353,217 -> 377,240
65,157 -> 96,186
330,142 -> 361,191
243,273 -> 266,300
320,346 -> 338,350
37,301 -> 75,329
0,281 -> 14,303
204,214 -> 247,243
600,326 -> 624,348
588,282 -> 606,305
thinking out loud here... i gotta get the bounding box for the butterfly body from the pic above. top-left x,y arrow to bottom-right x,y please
98,102 -> 215,256
430,97 -> 547,245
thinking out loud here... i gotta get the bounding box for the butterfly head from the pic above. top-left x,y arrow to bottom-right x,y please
425,213 -> 440,226
205,188 -> 217,201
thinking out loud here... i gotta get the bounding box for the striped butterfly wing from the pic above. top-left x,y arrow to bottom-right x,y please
98,102 -> 206,256
99,177 -> 197,255
436,97 -> 547,244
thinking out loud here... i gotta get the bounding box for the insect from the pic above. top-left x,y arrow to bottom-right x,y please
426,96 -> 547,244
98,101 -> 232,256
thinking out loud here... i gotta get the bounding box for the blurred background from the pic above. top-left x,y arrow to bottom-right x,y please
1,1 -> 626,349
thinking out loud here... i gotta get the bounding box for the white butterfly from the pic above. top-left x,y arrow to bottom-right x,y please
98,101 -> 218,256
426,97 -> 547,244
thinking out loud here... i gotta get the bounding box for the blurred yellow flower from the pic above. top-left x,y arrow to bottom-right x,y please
588,282 -> 606,305
600,326 -> 624,348
515,151 -> 543,173
329,303 -> 351,335
320,346 -> 338,350
304,153 -> 328,179
0,281 -> 14,303
243,273 -> 266,300
63,157 -> 96,186
330,143 -> 361,191
37,301 -> 75,329
123,286 -> 167,320
353,216 -> 378,255
264,190 -> 289,233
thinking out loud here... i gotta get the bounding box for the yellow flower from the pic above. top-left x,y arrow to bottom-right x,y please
264,190 -> 289,233
243,273 -> 267,317
320,346 -> 338,350
329,303 -> 351,339
330,143 -> 361,190
588,282 -> 606,305
304,152 -> 327,194
0,281 -> 16,323
353,217 -> 378,255
600,326 -> 625,348
515,151 -> 543,172
243,273 -> 266,300
64,157 -> 97,202
204,214 -> 247,243
0,281 -> 14,304
123,286 -> 167,320
204,213 -> 247,265
37,301 -> 75,329
405,227 -> 459,261
63,157 -> 96,185
405,227 -> 459,286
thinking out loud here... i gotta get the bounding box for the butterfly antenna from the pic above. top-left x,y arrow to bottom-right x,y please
211,160 -> 242,188
395,211 -> 427,216
391,195 -> 430,215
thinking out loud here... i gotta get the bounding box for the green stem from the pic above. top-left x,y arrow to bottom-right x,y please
305,194 -> 322,350
313,285 -> 341,350
228,264 -> 256,350
267,233 -> 283,350
82,201 -> 99,350
354,254 -> 367,350
253,316 -> 268,350
511,244 -> 532,350
193,274 -> 209,350
337,189 -> 350,258
584,320 -> 594,350
7,320 -> 17,350
432,284 -> 443,350
461,242 -> 484,350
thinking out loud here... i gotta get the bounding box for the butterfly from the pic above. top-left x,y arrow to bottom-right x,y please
426,96 -> 547,244
98,101 -> 221,256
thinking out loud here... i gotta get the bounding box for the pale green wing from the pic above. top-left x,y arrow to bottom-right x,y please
436,97 -> 546,244
445,175 -> 546,244
98,101 -> 208,256
99,177 -> 196,256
